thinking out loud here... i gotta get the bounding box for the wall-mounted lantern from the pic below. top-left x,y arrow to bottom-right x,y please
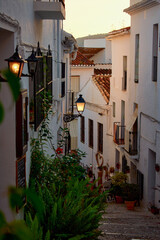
5,45 -> 26,78
5,45 -> 39,78
26,49 -> 38,76
63,94 -> 86,123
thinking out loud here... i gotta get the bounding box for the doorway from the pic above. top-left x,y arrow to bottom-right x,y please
148,149 -> 156,204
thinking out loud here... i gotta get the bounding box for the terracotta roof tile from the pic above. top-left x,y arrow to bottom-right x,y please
94,68 -> 112,75
71,50 -> 94,66
108,26 -> 130,38
93,75 -> 111,103
78,47 -> 105,59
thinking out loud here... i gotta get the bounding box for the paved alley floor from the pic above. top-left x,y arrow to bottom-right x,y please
98,203 -> 160,240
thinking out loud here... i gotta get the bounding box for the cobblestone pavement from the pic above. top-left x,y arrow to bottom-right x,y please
98,203 -> 160,240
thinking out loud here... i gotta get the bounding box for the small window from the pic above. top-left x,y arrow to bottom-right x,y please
88,119 -> 93,148
98,122 -> 103,153
61,81 -> 65,98
135,34 -> 140,83
113,102 -> 116,118
16,89 -> 28,157
122,56 -> 127,90
80,116 -> 85,143
152,24 -> 158,82
61,62 -> 65,79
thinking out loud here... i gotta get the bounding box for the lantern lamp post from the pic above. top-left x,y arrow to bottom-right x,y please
63,94 -> 86,123
5,45 -> 26,78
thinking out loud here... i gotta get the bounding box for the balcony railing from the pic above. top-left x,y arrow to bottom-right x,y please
113,122 -> 125,145
35,0 -> 65,6
129,131 -> 138,155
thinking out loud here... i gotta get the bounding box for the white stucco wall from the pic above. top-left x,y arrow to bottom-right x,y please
110,33 -> 130,127
84,38 -> 112,64
71,67 -> 94,91
84,38 -> 106,48
0,0 -> 69,220
129,4 -> 160,206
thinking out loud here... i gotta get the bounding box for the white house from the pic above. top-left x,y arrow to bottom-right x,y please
70,48 -> 112,182
124,0 -> 160,207
0,0 -> 77,221
107,27 -> 131,178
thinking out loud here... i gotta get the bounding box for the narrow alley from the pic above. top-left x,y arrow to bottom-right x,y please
99,203 -> 160,240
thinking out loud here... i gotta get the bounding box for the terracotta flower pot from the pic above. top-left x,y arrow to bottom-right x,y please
151,207 -> 159,215
125,200 -> 135,210
115,196 -> 123,203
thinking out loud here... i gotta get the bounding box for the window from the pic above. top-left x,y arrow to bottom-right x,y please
29,55 -> 53,130
70,76 -> 80,106
80,116 -> 85,143
121,100 -> 125,126
135,34 -> 139,83
152,24 -> 158,82
88,119 -> 93,148
61,81 -> 65,98
122,56 -> 127,90
113,102 -> 116,117
98,122 -> 103,153
61,62 -> 65,79
16,90 -> 28,157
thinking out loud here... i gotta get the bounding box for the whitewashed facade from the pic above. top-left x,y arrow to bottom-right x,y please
107,27 -> 131,178
0,0 -> 77,220
124,0 -> 160,207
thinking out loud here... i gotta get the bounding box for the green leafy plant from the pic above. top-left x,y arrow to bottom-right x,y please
111,172 -> 128,186
0,69 -> 20,123
121,183 -> 140,201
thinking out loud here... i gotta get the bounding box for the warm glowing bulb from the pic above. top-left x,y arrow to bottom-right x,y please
77,102 -> 85,112
11,63 -> 19,74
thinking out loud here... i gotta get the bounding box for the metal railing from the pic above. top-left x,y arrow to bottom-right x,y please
35,0 -> 65,7
113,122 -> 125,145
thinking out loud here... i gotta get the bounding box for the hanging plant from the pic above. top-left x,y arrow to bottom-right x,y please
155,163 -> 160,172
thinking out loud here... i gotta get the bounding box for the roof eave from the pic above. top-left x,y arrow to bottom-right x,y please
124,0 -> 160,15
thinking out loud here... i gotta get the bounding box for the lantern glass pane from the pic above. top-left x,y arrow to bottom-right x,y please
28,62 -> 37,74
9,62 -> 20,75
77,102 -> 85,113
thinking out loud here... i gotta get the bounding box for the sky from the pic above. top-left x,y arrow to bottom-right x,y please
63,0 -> 131,38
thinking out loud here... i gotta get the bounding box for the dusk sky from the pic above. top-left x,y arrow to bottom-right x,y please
63,0 -> 131,38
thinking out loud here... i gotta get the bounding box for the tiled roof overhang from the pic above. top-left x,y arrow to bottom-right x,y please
124,0 -> 160,15
78,47 -> 105,59
71,50 -> 94,66
107,27 -> 130,39
93,75 -> 111,103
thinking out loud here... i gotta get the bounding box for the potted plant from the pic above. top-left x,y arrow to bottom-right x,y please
149,203 -> 159,215
121,183 -> 140,210
110,172 -> 128,203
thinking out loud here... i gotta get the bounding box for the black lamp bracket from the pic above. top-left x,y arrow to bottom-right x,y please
63,113 -> 81,123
